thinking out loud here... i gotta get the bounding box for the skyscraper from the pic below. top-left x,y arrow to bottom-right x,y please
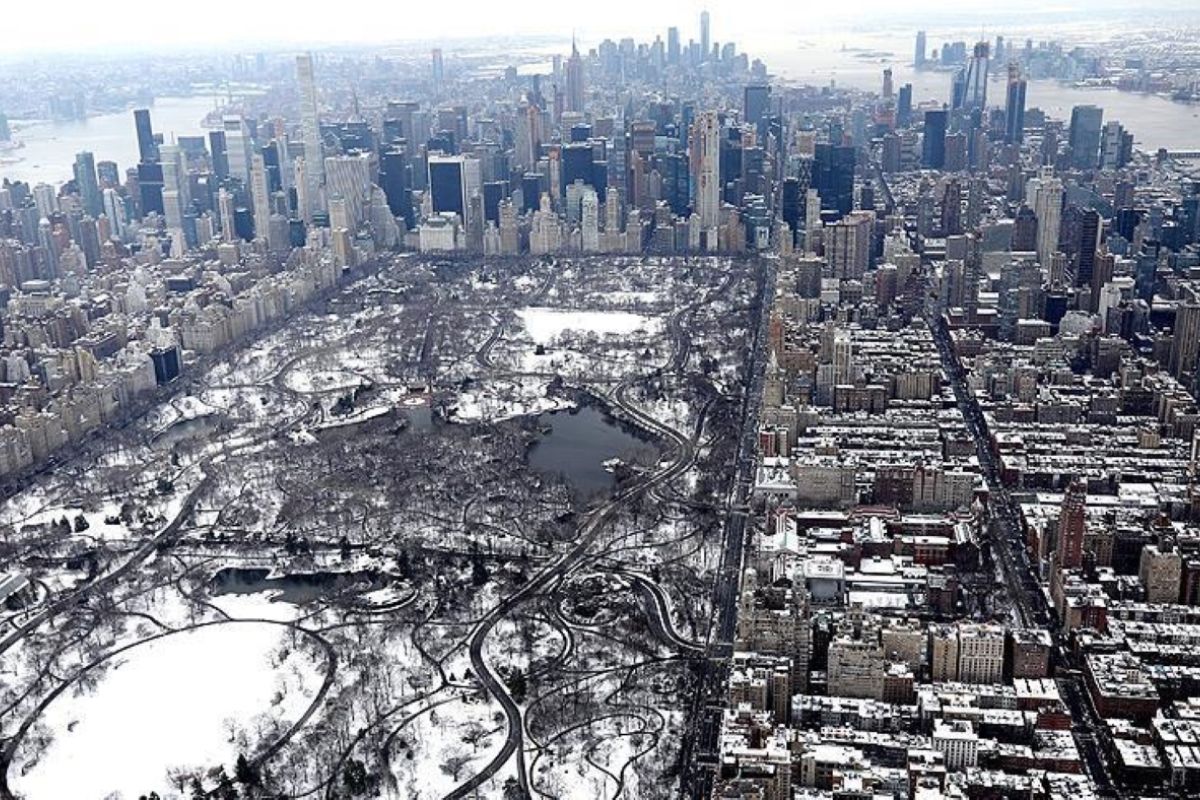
700,11 -> 711,62
1068,105 -> 1104,169
667,27 -> 681,65
566,37 -> 585,114
915,31 -> 927,67
897,84 -> 913,128
694,110 -> 721,239
72,151 -> 102,217
814,143 -> 856,219
250,152 -> 272,244
1057,480 -> 1086,570
428,154 -> 468,221
1100,121 -> 1132,170
1075,208 -> 1101,288
1170,303 -> 1200,388
743,84 -> 770,137
296,54 -> 324,220
1004,63 -> 1027,144
922,110 -> 947,170
432,48 -> 445,93
1028,171 -> 1064,268
324,152 -> 372,229
222,115 -> 252,185
958,42 -> 989,111
133,108 -> 158,164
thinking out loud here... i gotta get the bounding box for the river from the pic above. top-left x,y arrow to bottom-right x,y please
758,27 -> 1200,152
1,95 -> 224,187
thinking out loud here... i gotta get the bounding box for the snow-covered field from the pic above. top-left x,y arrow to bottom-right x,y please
517,307 -> 659,345
12,621 -> 323,799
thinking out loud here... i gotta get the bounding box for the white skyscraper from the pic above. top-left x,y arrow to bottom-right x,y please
324,153 -> 372,229
223,116 -> 252,185
1028,170 -> 1064,269
250,153 -> 273,247
695,111 -> 721,246
103,188 -> 126,241
297,54 -> 324,221
159,144 -> 189,236
218,188 -> 237,243
581,187 -> 600,252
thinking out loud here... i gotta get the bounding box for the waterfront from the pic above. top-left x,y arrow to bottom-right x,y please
1,95 -> 223,186
759,28 -> 1200,151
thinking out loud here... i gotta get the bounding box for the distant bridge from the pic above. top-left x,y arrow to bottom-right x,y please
1164,150 -> 1200,161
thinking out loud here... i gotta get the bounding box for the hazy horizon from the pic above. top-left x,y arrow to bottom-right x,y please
6,1 -> 1200,57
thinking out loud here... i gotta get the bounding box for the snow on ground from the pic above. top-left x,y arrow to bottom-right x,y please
12,621 -> 322,800
517,307 -> 660,345
453,379 -> 573,424
209,591 -> 304,623
11,501 -> 130,541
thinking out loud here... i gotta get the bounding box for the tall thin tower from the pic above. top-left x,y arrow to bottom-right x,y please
700,11 -> 711,61
296,54 -> 324,220
695,110 -> 721,234
566,35 -> 585,113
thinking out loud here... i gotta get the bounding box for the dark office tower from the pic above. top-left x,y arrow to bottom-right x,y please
136,162 -> 164,217
261,144 -> 282,193
1013,205 -> 1038,251
813,143 -> 855,219
428,156 -> 466,218
781,177 -> 801,233
133,108 -> 158,163
1075,209 -> 1101,288
208,131 -> 228,180
96,160 -> 120,188
561,142 -> 594,196
233,206 -> 255,241
660,152 -> 689,216
743,84 -> 770,137
521,173 -> 542,213
570,124 -> 591,143
700,10 -> 710,62
897,84 -> 913,128
882,132 -> 902,173
667,27 -> 680,65
380,146 -> 413,229
1068,105 -> 1103,169
922,110 -> 947,169
915,30 -> 927,66
941,179 -> 962,236
1004,64 -> 1027,144
482,181 -> 507,226
72,151 -> 102,217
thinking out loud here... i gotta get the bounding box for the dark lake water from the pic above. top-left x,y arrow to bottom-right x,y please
527,405 -> 657,495
151,414 -> 219,450
211,567 -> 384,604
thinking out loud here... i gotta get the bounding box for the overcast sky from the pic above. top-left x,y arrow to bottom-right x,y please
3,0 -> 1195,55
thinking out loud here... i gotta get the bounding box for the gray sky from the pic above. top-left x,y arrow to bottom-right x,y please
3,0 -> 1193,54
